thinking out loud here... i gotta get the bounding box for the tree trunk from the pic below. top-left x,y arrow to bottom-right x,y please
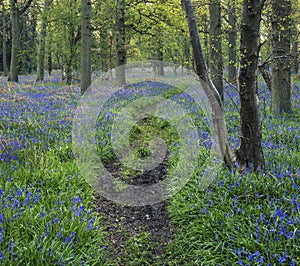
115,0 -> 126,86
8,0 -> 20,82
228,0 -> 237,83
236,0 -> 265,170
80,0 -> 92,93
46,30 -> 52,76
209,0 -> 223,100
36,0 -> 50,82
291,37 -> 298,74
157,47 -> 164,76
66,61 -> 72,85
100,28 -> 108,72
258,61 -> 272,91
8,0 -> 33,82
181,0 -> 236,168
202,14 -> 210,66
47,51 -> 52,76
271,0 -> 292,113
2,1 -> 8,76
291,1 -> 299,74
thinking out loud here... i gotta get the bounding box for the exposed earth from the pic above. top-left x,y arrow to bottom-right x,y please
95,160 -> 173,265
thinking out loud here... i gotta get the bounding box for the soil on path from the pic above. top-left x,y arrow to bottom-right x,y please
95,161 -> 174,265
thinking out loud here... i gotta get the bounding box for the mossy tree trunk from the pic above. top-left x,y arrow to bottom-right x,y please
236,0 -> 265,170
271,0 -> 292,113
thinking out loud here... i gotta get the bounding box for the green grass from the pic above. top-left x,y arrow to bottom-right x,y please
121,232 -> 158,265
1,147 -> 112,265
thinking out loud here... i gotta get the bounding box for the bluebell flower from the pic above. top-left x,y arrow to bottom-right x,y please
0,226 -> 4,244
238,259 -> 244,265
73,195 -> 82,204
248,253 -> 254,261
9,239 -> 15,256
45,221 -> 51,236
75,205 -> 86,216
86,217 -> 95,230
0,251 -> 5,262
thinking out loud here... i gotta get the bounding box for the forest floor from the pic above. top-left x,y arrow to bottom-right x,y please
1,75 -> 300,265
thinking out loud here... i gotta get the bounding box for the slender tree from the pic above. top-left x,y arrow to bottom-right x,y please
209,0 -> 223,100
182,0 -> 266,171
8,0 -> 33,82
8,0 -> 19,81
115,0 -> 126,85
48,0 -> 81,85
157,41 -> 164,76
258,58 -> 272,91
181,0 -> 236,168
46,31 -> 52,76
290,0 -> 298,74
2,0 -> 8,76
236,0 -> 265,170
271,0 -> 292,113
202,13 -> 210,66
36,0 -> 51,82
80,0 -> 92,93
228,0 -> 237,83
65,0 -> 81,85
291,32 -> 298,74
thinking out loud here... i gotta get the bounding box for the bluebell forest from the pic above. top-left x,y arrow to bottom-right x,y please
0,0 -> 299,265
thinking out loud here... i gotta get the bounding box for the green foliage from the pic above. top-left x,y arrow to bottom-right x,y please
0,146 -> 112,265
47,0 -> 81,72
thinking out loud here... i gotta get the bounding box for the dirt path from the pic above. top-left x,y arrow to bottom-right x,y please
95,161 -> 173,265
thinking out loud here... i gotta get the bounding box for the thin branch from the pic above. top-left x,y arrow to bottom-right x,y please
19,0 -> 34,15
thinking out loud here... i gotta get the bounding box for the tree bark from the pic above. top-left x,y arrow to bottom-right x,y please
291,37 -> 298,74
157,46 -> 164,76
291,0 -> 299,74
80,0 -> 92,93
36,0 -> 50,82
8,0 -> 20,82
115,0 -> 126,86
209,0 -> 223,100
236,0 -> 265,170
66,59 -> 73,85
8,0 -> 33,82
99,28 -> 108,72
258,61 -> 272,91
47,50 -> 52,76
201,14 -> 209,66
181,0 -> 236,168
2,1 -> 8,76
271,0 -> 292,113
228,0 -> 237,83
